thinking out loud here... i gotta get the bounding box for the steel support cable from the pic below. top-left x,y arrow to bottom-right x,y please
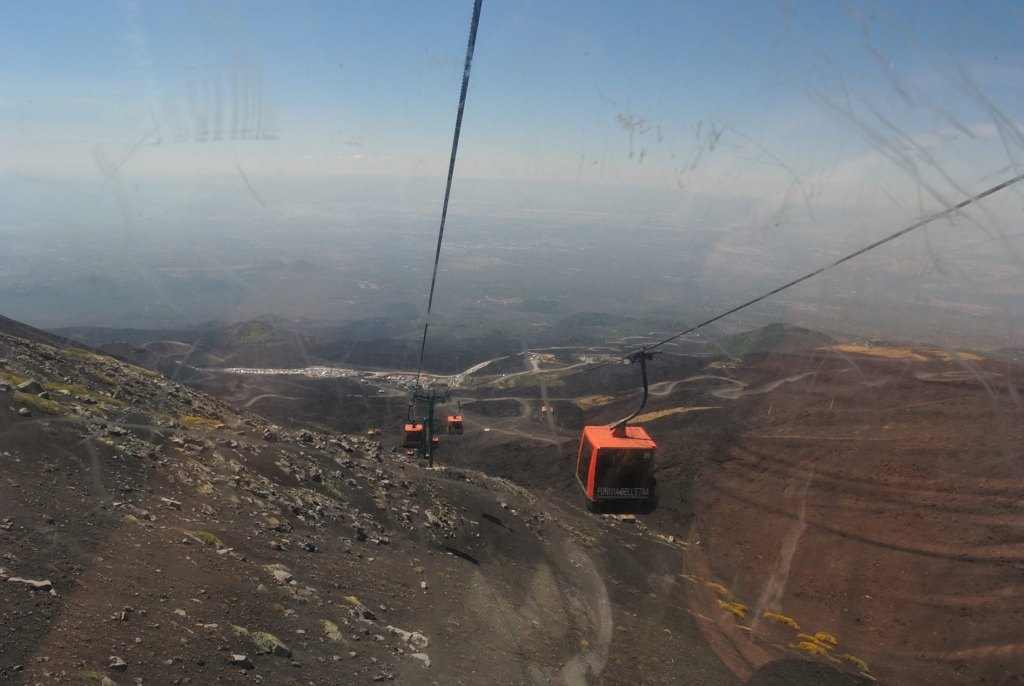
416,0 -> 483,382
558,170 -> 1024,380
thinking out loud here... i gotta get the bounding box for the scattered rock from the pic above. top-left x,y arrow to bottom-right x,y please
101,677 -> 118,686
109,655 -> 128,671
18,407 -> 31,417
410,652 -> 431,667
229,654 -> 253,669
15,379 -> 43,394
7,577 -> 52,591
361,608 -> 378,621
387,626 -> 412,642
250,631 -> 292,658
273,569 -> 293,584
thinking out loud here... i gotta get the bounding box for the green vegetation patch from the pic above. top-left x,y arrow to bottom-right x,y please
763,611 -> 799,631
840,654 -> 869,672
716,323 -> 838,355
187,530 -> 223,547
133,365 -> 163,378
705,582 -> 729,597
0,373 -> 28,386
231,321 -> 292,345
14,391 -> 68,415
250,631 -> 283,653
498,373 -> 564,389
180,416 -> 221,430
813,631 -> 837,646
322,619 -> 340,636
62,347 -> 100,361
797,641 -> 829,656
718,600 -> 747,619
42,382 -> 90,396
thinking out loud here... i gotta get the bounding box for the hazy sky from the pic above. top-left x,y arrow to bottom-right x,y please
3,1 -> 1022,208
1,2 -> 1023,343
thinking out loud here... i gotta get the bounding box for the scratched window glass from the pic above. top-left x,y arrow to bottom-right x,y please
2,2 -> 1022,685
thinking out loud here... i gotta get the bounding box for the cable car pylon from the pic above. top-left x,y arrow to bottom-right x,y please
408,385 -> 450,468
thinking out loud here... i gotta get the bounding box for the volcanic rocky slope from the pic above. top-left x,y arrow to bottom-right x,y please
0,319 -> 754,686
2,315 -> 922,686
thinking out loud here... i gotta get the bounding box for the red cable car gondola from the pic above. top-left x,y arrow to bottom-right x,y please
575,350 -> 659,510
403,422 -> 424,449
447,402 -> 464,434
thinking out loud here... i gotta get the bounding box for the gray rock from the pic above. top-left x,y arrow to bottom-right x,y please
229,654 -> 254,669
387,626 -> 412,642
409,632 -> 429,650
272,642 -> 292,658
272,569 -> 293,584
109,655 -> 128,671
410,652 -> 431,668
101,677 -> 118,686
8,577 -> 52,591
425,512 -> 440,527
37,391 -> 51,399
361,608 -> 377,621
15,379 -> 43,394
18,407 -> 31,417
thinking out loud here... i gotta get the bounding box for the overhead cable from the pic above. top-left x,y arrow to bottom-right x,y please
560,170 -> 1024,380
416,0 -> 484,381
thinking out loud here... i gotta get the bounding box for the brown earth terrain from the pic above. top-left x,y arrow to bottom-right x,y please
3,313 -> 1021,686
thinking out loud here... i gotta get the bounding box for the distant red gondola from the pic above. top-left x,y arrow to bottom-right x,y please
403,423 -> 424,449
447,415 -> 463,434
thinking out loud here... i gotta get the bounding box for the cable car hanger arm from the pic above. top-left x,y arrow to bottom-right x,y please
609,349 -> 660,434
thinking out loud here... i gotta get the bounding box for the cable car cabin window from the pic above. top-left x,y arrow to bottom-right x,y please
592,447 -> 654,500
576,437 -> 595,485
